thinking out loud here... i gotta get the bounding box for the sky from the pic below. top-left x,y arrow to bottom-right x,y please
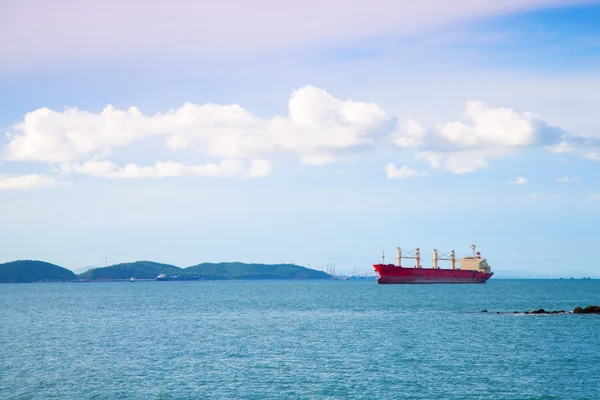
1,0 -> 600,276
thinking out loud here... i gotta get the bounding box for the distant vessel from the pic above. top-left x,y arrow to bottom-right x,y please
373,244 -> 493,284
129,277 -> 136,282
347,272 -> 378,281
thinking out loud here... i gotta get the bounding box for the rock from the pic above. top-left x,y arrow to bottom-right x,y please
487,306 -> 597,315
573,305 -> 600,314
582,305 -> 600,314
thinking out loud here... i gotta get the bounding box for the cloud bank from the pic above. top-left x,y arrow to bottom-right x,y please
5,86 -> 390,165
388,99 -> 586,175
2,86 -> 391,186
0,174 -> 66,190
1,85 -> 592,189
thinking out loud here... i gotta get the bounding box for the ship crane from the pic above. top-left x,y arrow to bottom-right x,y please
395,247 -> 421,268
434,249 -> 456,270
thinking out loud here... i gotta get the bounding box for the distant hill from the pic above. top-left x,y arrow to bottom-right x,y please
0,260 -> 76,283
184,262 -> 330,280
0,259 -> 331,282
79,261 -> 182,280
76,261 -> 330,280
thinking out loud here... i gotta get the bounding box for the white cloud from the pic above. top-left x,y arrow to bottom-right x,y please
557,176 -> 579,183
246,159 -> 273,178
584,152 -> 600,161
506,176 -> 527,185
0,174 -> 66,190
416,150 -> 490,174
2,86 -> 588,183
390,119 -> 425,149
443,153 -> 490,174
61,159 -> 269,179
546,142 -> 575,153
385,163 -> 427,180
391,100 -> 572,174
415,152 -> 442,169
4,86 -> 391,169
435,101 -> 538,149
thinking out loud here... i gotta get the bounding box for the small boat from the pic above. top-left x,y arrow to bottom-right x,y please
156,274 -> 168,281
129,277 -> 136,282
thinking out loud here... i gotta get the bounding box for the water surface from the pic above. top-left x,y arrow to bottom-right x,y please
1,279 -> 599,399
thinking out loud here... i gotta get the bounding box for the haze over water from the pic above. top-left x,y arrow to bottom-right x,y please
2,279 -> 599,399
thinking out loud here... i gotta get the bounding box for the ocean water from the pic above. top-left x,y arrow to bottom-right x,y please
1,279 -> 599,399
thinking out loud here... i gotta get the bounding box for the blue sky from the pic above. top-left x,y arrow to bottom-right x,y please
1,1 -> 599,276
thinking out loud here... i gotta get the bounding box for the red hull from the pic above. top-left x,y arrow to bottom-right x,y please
373,264 -> 493,284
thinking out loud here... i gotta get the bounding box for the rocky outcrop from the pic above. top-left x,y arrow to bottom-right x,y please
572,305 -> 600,314
482,305 -> 599,315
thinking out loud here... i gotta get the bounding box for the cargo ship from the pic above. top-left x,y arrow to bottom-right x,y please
373,244 -> 493,284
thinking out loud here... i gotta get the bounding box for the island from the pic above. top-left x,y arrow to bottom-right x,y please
0,259 -> 331,283
80,261 -> 330,281
79,261 -> 182,280
184,262 -> 329,280
0,260 -> 76,283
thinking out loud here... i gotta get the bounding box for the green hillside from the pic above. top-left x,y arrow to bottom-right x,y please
184,262 -> 330,280
0,260 -> 76,283
76,261 -> 330,280
79,261 -> 182,280
0,259 -> 331,282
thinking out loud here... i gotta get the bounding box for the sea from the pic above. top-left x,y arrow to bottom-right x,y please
1,279 -> 599,399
